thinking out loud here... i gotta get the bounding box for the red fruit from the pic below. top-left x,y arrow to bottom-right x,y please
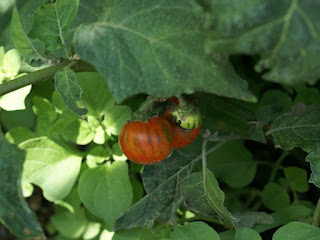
163,108 -> 201,149
119,117 -> 174,164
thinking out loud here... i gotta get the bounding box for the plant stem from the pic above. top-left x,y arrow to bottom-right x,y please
177,95 -> 188,108
268,151 -> 289,182
0,60 -> 95,96
312,198 -> 320,226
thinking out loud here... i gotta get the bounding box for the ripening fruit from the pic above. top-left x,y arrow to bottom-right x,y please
118,117 -> 174,164
163,108 -> 201,149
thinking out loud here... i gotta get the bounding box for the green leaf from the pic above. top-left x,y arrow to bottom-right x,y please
78,161 -> 133,226
20,136 -> 82,201
273,221 -> 320,240
2,48 -> 20,78
0,96 -> 36,130
0,134 -> 44,239
115,151 -> 194,230
166,222 -> 220,240
0,85 -> 32,111
33,96 -> 58,121
254,204 -> 314,233
86,145 -> 111,168
54,67 -> 88,116
76,72 -> 115,117
51,207 -> 87,239
306,149 -> 320,188
284,167 -> 309,192
74,0 -> 256,103
5,126 -> 36,145
82,222 -> 101,240
51,187 -> 88,239
232,212 -> 274,229
11,7 -> 45,62
268,104 -> 320,152
62,119 -> 94,145
112,142 -> 127,161
181,168 -> 235,225
103,105 -> 132,136
29,0 -> 79,51
207,141 -> 256,188
235,228 -> 261,240
262,183 -> 290,211
205,0 -> 320,85
294,86 -> 320,106
219,229 -> 236,240
256,90 -> 292,124
100,228 -> 144,240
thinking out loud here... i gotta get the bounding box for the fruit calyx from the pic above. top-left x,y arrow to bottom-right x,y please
170,96 -> 202,130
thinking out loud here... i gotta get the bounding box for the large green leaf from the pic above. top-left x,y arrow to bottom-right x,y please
0,134 -> 44,239
207,141 -> 256,188
268,104 -> 320,152
181,168 -> 235,226
74,0 -> 256,103
78,161 -> 133,226
205,0 -> 320,85
262,183 -> 290,211
11,7 -> 45,62
29,0 -> 79,51
19,137 -> 82,201
115,151 -> 194,230
273,221 -> 320,240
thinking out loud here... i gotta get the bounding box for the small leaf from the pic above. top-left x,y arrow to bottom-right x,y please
54,67 -> 88,116
306,149 -> 320,188
273,221 -> 320,240
115,151 -> 193,230
11,7 -> 45,62
74,0 -> 256,103
20,137 -> 82,201
232,212 -> 274,229
262,183 -> 290,211
86,146 -> 111,168
78,161 -> 133,226
112,142 -> 127,161
103,105 -> 132,136
51,188 -> 88,239
284,167 -> 309,192
181,168 -> 235,226
0,134 -> 44,239
76,72 -> 115,117
207,141 -> 256,188
254,204 -> 314,233
235,228 -> 261,240
62,119 -> 94,145
166,222 -> 220,240
5,127 -> 36,145
0,85 -> 32,111
29,0 -> 79,51
268,104 -> 320,152
2,48 -> 20,78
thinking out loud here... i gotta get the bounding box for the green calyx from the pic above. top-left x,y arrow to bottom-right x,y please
171,103 -> 202,130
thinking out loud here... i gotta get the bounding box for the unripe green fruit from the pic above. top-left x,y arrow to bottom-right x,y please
171,105 -> 202,130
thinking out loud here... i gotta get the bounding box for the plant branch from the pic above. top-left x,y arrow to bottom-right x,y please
0,60 -> 96,96
268,151 -> 289,182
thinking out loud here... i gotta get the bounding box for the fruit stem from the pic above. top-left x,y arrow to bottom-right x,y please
177,95 -> 189,109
